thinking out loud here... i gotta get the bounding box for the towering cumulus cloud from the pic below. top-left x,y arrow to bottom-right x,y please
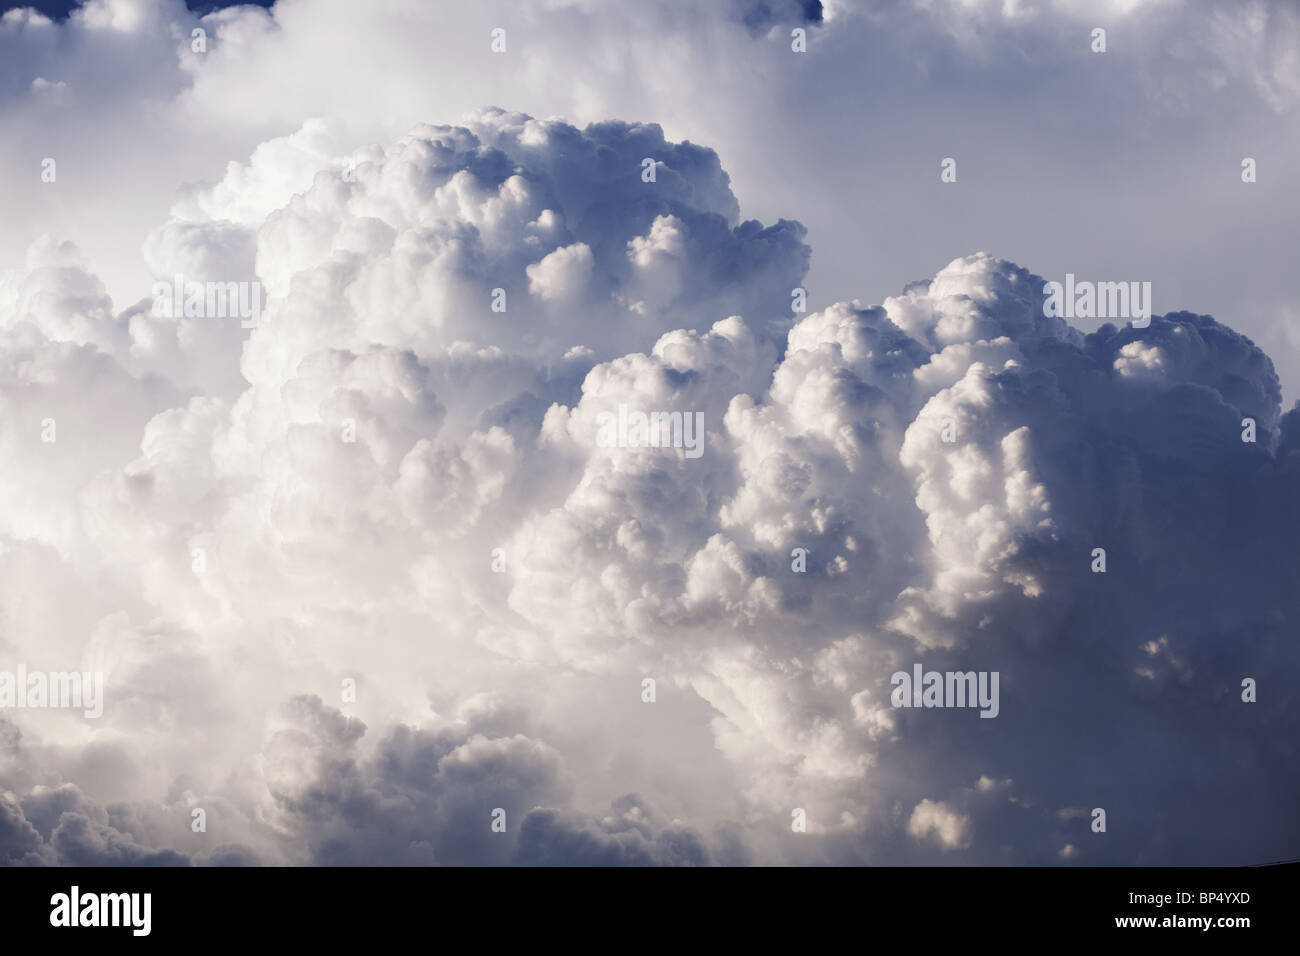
0,108 -> 1295,866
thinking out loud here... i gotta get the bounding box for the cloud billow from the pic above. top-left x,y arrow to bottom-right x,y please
0,101 -> 1295,865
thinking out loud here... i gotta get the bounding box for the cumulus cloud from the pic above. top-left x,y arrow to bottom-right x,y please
907,799 -> 971,852
0,0 -> 1296,868
515,796 -> 719,866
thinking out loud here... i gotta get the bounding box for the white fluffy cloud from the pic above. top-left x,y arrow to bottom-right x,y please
907,798 -> 971,851
0,0 -> 1297,867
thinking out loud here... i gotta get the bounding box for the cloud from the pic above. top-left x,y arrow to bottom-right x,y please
0,1 -> 1296,867
526,241 -> 593,303
515,795 -> 716,866
907,798 -> 971,851
5,0 -> 1300,407
732,0 -> 825,37
252,696 -> 571,865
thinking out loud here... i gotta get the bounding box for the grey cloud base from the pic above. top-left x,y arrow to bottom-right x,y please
0,109 -> 1296,866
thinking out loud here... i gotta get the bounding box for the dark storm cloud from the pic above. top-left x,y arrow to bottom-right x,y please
733,0 -> 823,36
515,796 -> 714,866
